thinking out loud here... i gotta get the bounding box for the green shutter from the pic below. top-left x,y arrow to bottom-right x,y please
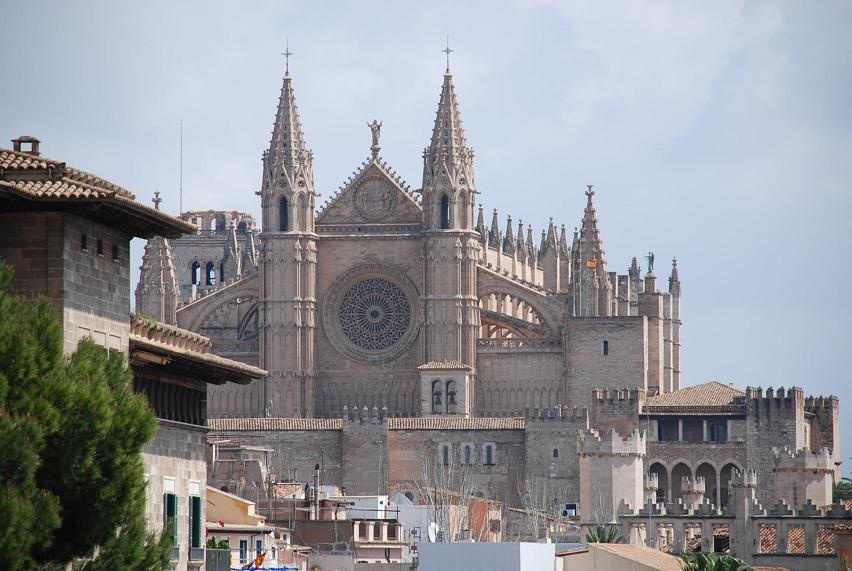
172,494 -> 178,546
189,495 -> 202,548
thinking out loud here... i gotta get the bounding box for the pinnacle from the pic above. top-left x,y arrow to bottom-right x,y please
669,257 -> 681,296
267,68 -> 312,187
424,70 -> 471,175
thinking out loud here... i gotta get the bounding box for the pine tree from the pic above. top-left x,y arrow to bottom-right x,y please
0,263 -> 171,569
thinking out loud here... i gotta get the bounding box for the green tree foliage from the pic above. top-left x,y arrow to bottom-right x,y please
585,523 -> 626,543
833,471 -> 852,503
679,551 -> 753,571
0,264 -> 170,569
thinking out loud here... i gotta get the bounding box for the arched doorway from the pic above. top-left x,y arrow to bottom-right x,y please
650,462 -> 669,504
696,462 -> 718,506
670,463 -> 692,502
719,463 -> 740,508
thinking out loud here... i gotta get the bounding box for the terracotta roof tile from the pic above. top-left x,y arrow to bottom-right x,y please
207,418 -> 344,431
129,315 -> 266,383
0,147 -> 194,238
644,381 -> 745,411
416,360 -> 472,371
387,417 -> 524,430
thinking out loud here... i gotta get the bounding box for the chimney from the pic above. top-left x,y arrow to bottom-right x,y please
12,136 -> 41,156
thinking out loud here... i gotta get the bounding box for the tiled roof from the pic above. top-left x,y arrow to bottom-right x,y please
644,381 -> 746,414
271,483 -> 304,499
207,418 -> 344,431
387,417 -> 524,430
586,544 -> 683,571
0,147 -> 194,238
129,316 -> 266,384
416,360 -> 472,371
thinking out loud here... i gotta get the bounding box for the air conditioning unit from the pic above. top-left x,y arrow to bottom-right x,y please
561,503 -> 579,518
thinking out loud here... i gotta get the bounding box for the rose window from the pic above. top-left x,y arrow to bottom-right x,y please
338,278 -> 411,350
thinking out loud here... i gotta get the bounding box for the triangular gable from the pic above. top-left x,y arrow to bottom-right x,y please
316,159 -> 421,225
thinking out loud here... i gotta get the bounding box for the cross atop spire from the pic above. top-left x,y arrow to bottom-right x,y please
152,191 -> 162,210
586,184 -> 594,201
281,39 -> 293,75
442,36 -> 454,72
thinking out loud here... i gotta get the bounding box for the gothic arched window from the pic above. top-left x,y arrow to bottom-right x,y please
432,381 -> 443,413
603,340 -> 609,356
552,448 -> 559,459
191,261 -> 201,285
440,194 -> 450,229
464,444 -> 472,465
205,262 -> 216,286
220,261 -> 226,283
441,445 -> 450,466
279,197 -> 289,231
484,445 -> 494,466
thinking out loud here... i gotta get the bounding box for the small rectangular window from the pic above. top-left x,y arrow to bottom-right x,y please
96,238 -> 104,256
112,244 -> 119,262
81,233 -> 88,252
163,492 -> 178,546
189,495 -> 202,549
239,539 -> 248,563
255,539 -> 263,556
603,340 -> 609,356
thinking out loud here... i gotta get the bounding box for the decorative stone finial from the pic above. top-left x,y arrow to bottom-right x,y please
152,191 -> 162,210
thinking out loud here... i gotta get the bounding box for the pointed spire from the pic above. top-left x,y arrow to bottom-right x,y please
559,224 -> 570,257
572,226 -> 580,252
669,257 -> 681,296
266,66 -> 313,192
541,217 -> 559,255
476,205 -> 486,239
488,209 -> 501,249
424,68 -> 472,181
578,184 -> 606,266
135,200 -> 180,325
503,215 -> 515,254
516,219 -> 526,257
526,225 -> 537,258
629,257 -> 641,279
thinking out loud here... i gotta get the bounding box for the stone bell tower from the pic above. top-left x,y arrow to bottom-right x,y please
259,65 -> 317,417
420,61 -> 480,370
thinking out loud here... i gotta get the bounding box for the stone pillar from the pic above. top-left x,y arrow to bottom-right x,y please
381,522 -> 388,542
702,420 -> 709,442
367,521 -> 375,542
678,419 -> 683,442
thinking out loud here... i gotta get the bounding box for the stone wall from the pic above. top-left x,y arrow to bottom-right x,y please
476,351 -> 565,414
565,317 -> 647,409
142,420 -> 208,571
522,409 -> 589,503
0,212 -> 130,354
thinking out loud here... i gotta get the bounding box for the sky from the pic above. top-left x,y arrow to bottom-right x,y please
3,1 -> 851,470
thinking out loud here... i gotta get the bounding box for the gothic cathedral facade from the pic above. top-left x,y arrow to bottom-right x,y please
148,66 -> 683,420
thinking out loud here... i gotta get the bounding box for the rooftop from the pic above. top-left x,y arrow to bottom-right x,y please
0,142 -> 194,238
644,381 -> 746,416
129,316 -> 267,384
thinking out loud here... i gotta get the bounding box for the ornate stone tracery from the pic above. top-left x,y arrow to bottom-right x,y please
339,278 -> 411,350
322,265 -> 420,364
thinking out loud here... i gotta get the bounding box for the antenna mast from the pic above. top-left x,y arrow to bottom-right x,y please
179,120 -> 183,215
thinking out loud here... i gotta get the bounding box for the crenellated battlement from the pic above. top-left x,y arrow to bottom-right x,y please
744,385 -> 804,401
644,472 -> 659,491
804,394 -> 839,411
730,468 -> 758,488
525,404 -> 589,423
773,447 -> 834,472
592,387 -> 646,402
577,427 -> 646,456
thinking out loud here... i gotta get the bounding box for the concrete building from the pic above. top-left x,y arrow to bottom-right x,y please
417,542 -> 555,571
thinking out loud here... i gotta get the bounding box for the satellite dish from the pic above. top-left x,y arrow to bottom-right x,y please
427,522 -> 438,543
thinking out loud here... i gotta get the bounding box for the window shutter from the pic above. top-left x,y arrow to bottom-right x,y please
188,497 -> 194,549
173,495 -> 178,546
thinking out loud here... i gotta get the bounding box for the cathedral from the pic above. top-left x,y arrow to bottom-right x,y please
138,63 -> 682,420
135,63 -> 839,511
